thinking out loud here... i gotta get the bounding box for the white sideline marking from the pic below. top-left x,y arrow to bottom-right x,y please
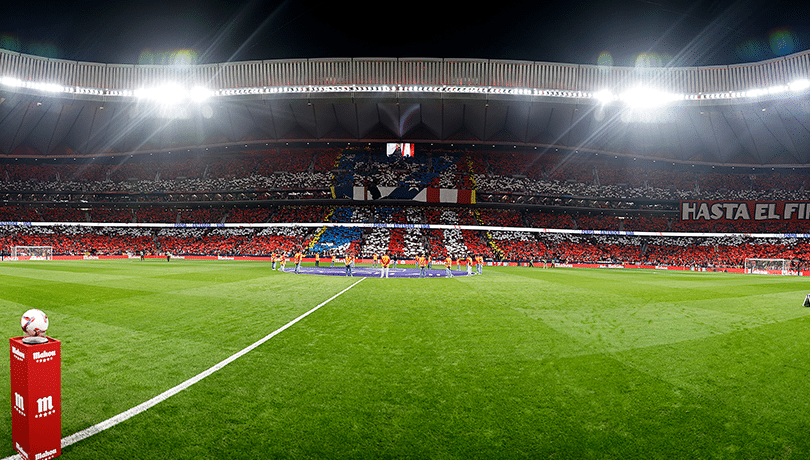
2,277 -> 366,460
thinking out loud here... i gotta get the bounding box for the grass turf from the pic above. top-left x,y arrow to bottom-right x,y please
1,260 -> 810,459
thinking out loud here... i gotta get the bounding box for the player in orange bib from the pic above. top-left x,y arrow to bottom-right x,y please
418,254 -> 428,278
466,255 -> 473,276
344,254 -> 354,277
445,255 -> 454,278
294,250 -> 303,274
380,253 -> 391,278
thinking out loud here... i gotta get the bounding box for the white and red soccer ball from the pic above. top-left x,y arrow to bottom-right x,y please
21,309 -> 49,337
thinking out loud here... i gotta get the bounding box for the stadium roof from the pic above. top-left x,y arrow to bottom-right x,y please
0,1 -> 810,167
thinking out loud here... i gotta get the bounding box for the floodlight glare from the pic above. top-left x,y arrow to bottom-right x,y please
789,78 -> 810,92
745,87 -> 767,98
594,89 -> 616,105
135,83 -> 214,105
620,87 -> 683,108
0,76 -> 23,88
189,86 -> 213,103
33,82 -> 65,93
154,84 -> 186,104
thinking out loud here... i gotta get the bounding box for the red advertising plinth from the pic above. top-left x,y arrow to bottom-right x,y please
10,337 -> 61,460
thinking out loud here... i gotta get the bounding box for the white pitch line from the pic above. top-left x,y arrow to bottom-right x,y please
2,277 -> 366,460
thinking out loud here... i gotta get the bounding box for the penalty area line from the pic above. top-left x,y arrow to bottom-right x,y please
2,277 -> 366,460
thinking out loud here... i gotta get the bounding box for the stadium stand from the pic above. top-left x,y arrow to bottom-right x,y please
3,146 -> 810,270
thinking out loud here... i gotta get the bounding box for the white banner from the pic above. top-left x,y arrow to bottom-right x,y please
1,220 -> 810,238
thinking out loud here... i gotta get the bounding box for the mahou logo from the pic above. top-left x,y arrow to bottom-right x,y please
35,395 -> 55,419
14,392 -> 25,416
11,345 -> 25,361
33,350 -> 56,363
35,449 -> 58,460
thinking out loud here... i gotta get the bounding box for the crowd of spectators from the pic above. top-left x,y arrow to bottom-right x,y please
3,148 -> 810,208
4,220 -> 808,271
3,146 -> 810,268
487,232 -> 810,271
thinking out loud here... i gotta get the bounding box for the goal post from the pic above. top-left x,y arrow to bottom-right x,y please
744,258 -> 793,275
11,246 -> 53,260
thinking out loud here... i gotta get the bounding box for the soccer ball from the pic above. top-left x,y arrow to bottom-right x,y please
21,309 -> 49,337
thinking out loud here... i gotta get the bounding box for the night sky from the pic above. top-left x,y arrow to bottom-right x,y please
1,0 -> 809,67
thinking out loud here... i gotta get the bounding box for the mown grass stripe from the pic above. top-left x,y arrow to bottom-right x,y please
1,277 -> 366,460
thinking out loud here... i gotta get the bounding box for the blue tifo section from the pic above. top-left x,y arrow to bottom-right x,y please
309,226 -> 363,254
332,149 -> 461,199
330,207 -> 353,222
283,267 -> 471,278
309,207 -> 363,254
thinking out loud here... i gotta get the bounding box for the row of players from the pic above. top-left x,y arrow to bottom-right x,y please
2,222 -> 807,268
267,251 -> 486,278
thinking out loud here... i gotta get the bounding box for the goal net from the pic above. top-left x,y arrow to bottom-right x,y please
744,258 -> 794,275
11,246 -> 53,261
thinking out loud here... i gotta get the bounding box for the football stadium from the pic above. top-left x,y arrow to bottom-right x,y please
3,2 -> 810,459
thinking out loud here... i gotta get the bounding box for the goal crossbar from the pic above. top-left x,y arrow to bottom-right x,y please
11,245 -> 53,260
744,258 -> 794,275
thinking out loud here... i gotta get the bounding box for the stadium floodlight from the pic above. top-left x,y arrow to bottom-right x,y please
745,87 -> 768,98
0,76 -> 23,88
0,76 -> 67,94
620,87 -> 684,108
31,82 -> 65,93
594,89 -> 617,105
789,78 -> 810,92
135,83 -> 213,105
157,84 -> 186,104
744,82 -> 803,98
189,86 -> 213,103
134,84 -> 177,103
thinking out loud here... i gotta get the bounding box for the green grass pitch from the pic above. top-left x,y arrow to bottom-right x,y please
2,260 -> 810,459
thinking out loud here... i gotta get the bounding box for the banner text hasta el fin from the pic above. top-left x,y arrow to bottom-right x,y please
680,201 -> 810,222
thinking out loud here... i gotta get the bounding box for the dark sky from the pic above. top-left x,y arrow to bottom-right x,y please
1,0 -> 809,67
